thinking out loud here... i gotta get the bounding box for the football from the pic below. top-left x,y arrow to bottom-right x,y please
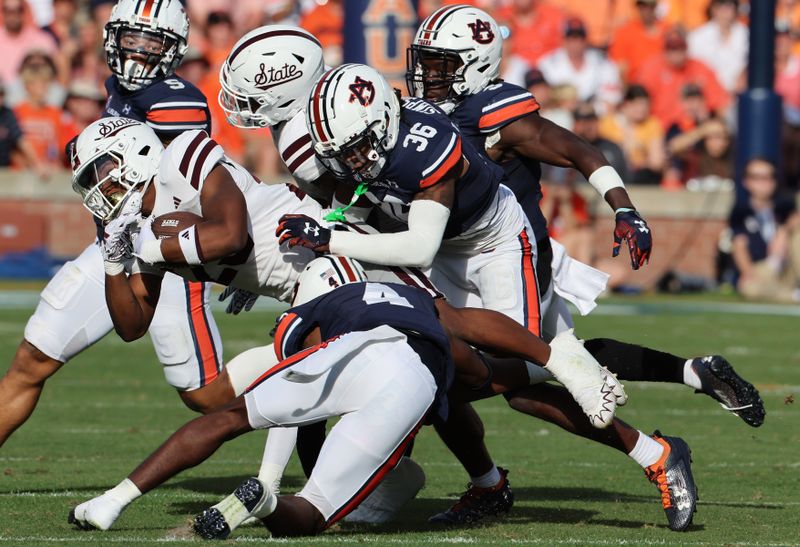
151,211 -> 204,240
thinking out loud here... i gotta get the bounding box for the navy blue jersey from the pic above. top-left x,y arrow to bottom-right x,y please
450,81 -> 548,242
103,75 -> 211,142
365,98 -> 503,239
273,281 -> 453,419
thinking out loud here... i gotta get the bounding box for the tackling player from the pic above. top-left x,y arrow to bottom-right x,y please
0,0 -> 227,451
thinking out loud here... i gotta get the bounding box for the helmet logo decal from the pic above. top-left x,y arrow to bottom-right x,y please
467,19 -> 494,44
348,76 -> 376,106
97,118 -> 139,138
253,62 -> 303,90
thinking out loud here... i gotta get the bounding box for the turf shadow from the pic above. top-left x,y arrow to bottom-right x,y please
511,485 -> 654,504
162,473 -> 304,495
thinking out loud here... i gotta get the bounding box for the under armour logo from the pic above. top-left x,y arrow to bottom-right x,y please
304,222 -> 320,237
467,19 -> 495,44
634,220 -> 649,234
122,104 -> 132,115
348,76 -> 375,106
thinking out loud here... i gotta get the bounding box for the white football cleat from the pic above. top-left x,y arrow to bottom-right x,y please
344,456 -> 425,524
68,494 -> 126,531
545,329 -> 622,429
600,366 -> 627,406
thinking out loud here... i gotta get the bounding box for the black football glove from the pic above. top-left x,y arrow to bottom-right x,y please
218,286 -> 259,315
276,214 -> 331,253
613,209 -> 652,270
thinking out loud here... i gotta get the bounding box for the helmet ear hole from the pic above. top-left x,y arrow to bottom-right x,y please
139,145 -> 151,156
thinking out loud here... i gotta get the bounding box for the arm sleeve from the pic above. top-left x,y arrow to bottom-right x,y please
329,199 -> 451,268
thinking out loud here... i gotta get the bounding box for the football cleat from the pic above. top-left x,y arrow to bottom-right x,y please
68,494 -> 125,531
345,456 -> 426,524
429,467 -> 513,525
691,355 -> 765,427
193,477 -> 275,540
644,431 -> 698,532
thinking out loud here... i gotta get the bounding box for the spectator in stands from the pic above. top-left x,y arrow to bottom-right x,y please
13,51 -> 67,176
203,11 -> 236,71
688,0 -> 748,94
0,0 -> 57,84
558,0 -> 634,48
599,84 -> 665,184
731,157 -> 800,302
5,50 -> 64,108
300,0 -> 342,67
525,68 -> 553,110
664,0 -> 713,31
0,77 -> 43,175
609,0 -> 669,82
669,116 -> 734,187
498,0 -> 566,85
537,17 -> 622,113
572,102 -> 629,181
776,22 -> 800,113
70,8 -> 108,88
635,26 -> 730,127
664,83 -> 714,187
59,80 -> 104,162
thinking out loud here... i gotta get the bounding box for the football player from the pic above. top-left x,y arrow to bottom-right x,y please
217,29 -> 699,531
0,0 -> 226,451
68,258 -> 453,537
405,4 -> 763,525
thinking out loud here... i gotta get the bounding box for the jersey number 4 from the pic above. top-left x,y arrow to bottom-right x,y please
402,123 -> 437,152
362,283 -> 413,308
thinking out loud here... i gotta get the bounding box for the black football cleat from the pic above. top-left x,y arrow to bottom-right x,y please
692,355 -> 766,427
193,477 -> 271,540
644,431 -> 698,532
429,467 -> 513,525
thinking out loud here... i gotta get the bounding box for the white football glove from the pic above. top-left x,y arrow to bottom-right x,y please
545,329 -> 623,429
219,286 -> 259,315
133,216 -> 164,265
102,215 -> 138,276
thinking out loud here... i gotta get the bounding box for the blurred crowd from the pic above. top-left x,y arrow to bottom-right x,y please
1,0 -> 799,301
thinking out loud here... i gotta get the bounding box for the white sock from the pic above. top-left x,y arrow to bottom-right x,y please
683,359 -> 703,390
105,478 -> 142,505
470,466 -> 501,488
628,431 -> 665,469
251,479 -> 278,519
257,428 -> 298,494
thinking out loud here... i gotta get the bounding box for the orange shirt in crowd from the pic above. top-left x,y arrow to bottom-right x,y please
609,18 -> 670,81
13,102 -> 67,165
198,73 -> 245,161
663,0 -> 712,30
495,2 -> 565,66
598,113 -> 664,169
300,1 -> 343,50
559,0 -> 633,47
634,56 -> 730,127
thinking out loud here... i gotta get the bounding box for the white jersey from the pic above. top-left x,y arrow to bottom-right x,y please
271,110 -> 326,185
137,130 -> 321,302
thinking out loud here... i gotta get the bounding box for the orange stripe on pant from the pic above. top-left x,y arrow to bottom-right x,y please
518,229 -> 542,337
245,337 -> 339,394
187,281 -> 220,385
323,411 -> 428,528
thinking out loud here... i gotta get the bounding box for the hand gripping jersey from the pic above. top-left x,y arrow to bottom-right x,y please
449,81 -> 548,241
272,281 -> 453,421
104,74 -> 212,141
365,98 -> 504,239
138,129 -> 320,301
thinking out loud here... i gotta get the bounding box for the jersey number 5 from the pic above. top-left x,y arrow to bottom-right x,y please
362,283 -> 413,308
402,123 -> 437,152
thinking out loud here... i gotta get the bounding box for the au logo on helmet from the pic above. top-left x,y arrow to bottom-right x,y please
348,76 -> 375,106
468,19 -> 494,44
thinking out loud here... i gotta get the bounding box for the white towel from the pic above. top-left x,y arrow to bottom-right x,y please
549,238 -> 610,316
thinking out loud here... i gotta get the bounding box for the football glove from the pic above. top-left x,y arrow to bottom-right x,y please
276,214 -> 331,253
613,209 -> 652,270
132,216 -> 164,265
102,213 -> 138,275
218,286 -> 259,315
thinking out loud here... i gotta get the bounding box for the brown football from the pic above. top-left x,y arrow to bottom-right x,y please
151,211 -> 204,239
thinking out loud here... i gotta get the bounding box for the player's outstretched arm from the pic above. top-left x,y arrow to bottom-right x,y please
496,115 -> 652,270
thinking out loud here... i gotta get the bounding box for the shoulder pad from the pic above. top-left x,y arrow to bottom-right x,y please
414,126 -> 463,189
144,78 -> 211,136
459,81 -> 540,134
274,112 -> 326,184
159,130 -> 224,193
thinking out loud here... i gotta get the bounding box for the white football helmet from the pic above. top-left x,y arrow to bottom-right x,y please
305,64 -> 400,182
70,118 -> 164,222
219,25 -> 325,128
292,255 -> 368,306
104,0 -> 190,91
407,4 -> 502,105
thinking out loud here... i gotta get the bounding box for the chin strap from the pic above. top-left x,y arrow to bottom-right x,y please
323,181 -> 368,223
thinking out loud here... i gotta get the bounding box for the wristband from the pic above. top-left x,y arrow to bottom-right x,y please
588,165 -> 625,196
177,226 -> 203,265
615,207 -> 635,215
104,261 -> 125,276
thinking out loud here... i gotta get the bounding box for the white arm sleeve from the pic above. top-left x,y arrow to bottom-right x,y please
329,199 -> 450,268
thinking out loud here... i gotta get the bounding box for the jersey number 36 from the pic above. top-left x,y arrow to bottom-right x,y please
402,123 -> 437,152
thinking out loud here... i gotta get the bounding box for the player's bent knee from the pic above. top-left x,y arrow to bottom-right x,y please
178,370 -> 236,414
6,340 -> 64,386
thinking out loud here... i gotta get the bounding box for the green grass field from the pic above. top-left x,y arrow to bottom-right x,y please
0,298 -> 798,546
